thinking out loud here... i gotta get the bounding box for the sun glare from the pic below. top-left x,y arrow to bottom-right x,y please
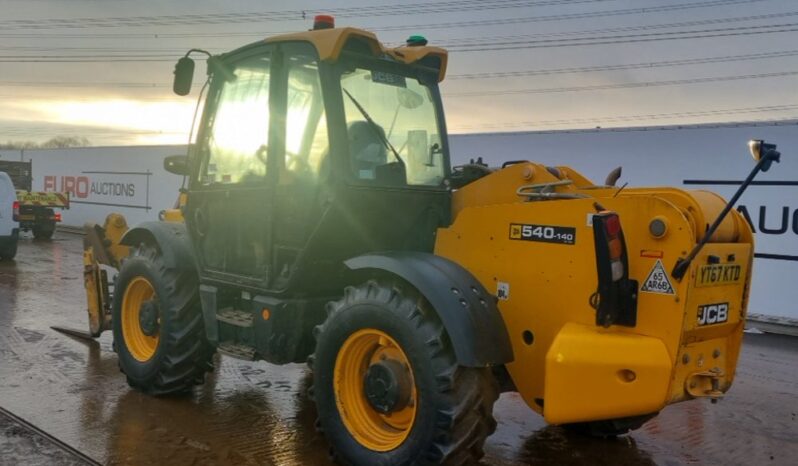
17,98 -> 197,145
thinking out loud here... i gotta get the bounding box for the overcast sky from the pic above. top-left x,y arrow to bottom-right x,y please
0,0 -> 796,146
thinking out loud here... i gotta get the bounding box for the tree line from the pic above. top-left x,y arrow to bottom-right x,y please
0,136 -> 91,150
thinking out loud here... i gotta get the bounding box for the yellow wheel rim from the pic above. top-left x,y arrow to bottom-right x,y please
121,276 -> 159,362
334,328 -> 417,452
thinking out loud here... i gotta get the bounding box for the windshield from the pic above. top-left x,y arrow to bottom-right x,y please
341,67 -> 445,186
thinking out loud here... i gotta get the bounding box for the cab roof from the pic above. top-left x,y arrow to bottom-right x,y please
263,27 -> 448,82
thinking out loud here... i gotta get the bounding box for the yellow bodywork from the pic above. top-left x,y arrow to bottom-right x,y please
265,27 -> 448,82
83,213 -> 130,337
435,162 -> 753,424
83,193 -> 183,338
334,328 -> 417,452
160,192 -> 187,223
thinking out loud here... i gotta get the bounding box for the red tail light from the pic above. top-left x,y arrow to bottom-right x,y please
54,212 -> 62,222
598,213 -> 625,280
605,215 -> 621,236
12,201 -> 19,222
608,237 -> 623,260
591,212 -> 638,328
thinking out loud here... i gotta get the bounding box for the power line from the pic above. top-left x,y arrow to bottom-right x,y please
5,12 -> 794,56
4,48 -> 796,87
0,46 -> 191,53
445,10 -> 798,46
0,81 -> 174,88
0,58 -> 178,63
0,0 -> 618,30
4,23 -> 797,63
374,0 -> 772,32
449,116 -> 798,133
446,70 -> 798,97
448,50 -> 798,79
0,93 -> 185,102
2,8 -> 793,48
449,104 -> 798,130
449,22 -> 798,52
0,0 -> 772,33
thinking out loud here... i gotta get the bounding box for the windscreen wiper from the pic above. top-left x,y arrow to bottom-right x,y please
342,88 -> 405,167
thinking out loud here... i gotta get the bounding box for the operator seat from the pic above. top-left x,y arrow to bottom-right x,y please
348,120 -> 387,180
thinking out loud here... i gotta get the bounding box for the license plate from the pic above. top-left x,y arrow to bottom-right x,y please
18,215 -> 35,221
695,264 -> 742,287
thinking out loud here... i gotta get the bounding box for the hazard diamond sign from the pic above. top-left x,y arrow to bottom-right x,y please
641,260 -> 675,295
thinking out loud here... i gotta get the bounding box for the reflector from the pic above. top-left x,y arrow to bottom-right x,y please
608,238 -> 623,260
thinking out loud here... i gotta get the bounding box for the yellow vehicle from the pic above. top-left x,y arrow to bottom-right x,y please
76,16 -> 780,466
0,160 -> 69,240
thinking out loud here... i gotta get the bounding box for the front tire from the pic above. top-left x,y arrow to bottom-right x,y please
112,243 -> 213,395
311,280 -> 498,466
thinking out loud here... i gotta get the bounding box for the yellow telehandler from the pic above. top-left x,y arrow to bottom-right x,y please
74,15 -> 780,465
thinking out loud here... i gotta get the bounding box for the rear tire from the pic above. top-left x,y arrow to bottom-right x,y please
0,240 -> 17,260
112,243 -> 213,395
32,215 -> 55,240
311,280 -> 499,466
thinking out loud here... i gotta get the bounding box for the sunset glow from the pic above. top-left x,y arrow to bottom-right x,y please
8,98 -> 197,145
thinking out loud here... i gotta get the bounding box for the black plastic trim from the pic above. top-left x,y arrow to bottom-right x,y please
345,251 -> 514,367
591,214 -> 638,328
119,221 -> 197,272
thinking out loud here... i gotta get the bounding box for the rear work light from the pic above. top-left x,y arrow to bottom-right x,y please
591,212 -> 638,328
12,201 -> 19,222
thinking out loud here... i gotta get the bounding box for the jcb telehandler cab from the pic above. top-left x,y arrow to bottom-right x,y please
76,16 -> 779,466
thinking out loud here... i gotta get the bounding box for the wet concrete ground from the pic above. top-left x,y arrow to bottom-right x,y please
0,407 -> 95,466
1,232 -> 797,465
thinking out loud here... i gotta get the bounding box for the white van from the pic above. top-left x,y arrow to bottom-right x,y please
0,171 -> 19,260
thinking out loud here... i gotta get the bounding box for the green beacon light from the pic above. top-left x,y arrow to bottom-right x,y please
406,35 -> 428,46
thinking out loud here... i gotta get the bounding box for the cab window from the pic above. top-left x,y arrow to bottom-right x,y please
200,56 -> 270,185
340,67 -> 444,186
284,55 -> 327,180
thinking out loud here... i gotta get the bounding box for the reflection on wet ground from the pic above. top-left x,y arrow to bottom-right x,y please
1,233 -> 797,465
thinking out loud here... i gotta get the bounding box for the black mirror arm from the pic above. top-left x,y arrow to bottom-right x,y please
671,147 -> 780,280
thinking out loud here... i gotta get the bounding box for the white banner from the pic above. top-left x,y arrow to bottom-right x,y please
10,146 -> 186,228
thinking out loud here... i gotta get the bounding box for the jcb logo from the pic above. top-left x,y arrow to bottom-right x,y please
697,303 -> 729,326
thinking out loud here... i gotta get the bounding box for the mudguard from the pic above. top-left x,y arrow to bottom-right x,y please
120,221 -> 197,272
345,251 -> 514,367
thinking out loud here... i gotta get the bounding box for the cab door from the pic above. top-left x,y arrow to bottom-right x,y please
270,44 -> 331,289
186,50 -> 277,288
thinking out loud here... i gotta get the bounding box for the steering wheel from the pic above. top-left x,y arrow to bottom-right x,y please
285,151 -> 310,173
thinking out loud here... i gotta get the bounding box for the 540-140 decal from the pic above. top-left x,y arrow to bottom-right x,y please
509,223 -> 576,245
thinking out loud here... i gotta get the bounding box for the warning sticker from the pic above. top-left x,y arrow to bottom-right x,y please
497,282 -> 510,301
640,260 -> 675,295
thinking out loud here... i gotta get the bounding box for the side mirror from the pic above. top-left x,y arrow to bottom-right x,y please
164,154 -> 189,176
671,138 -> 782,280
173,56 -> 195,96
